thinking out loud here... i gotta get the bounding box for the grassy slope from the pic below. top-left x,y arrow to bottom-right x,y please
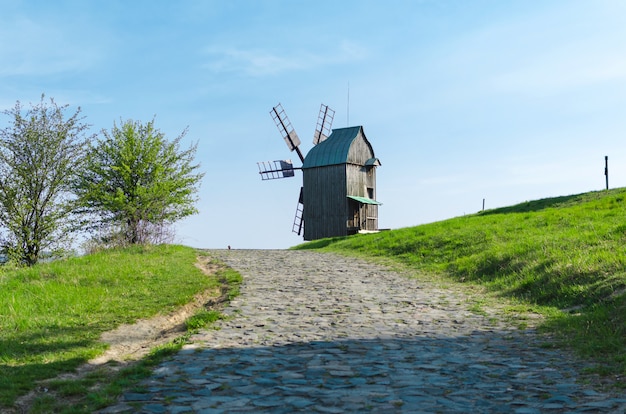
0,244 -> 218,408
294,188 -> 626,378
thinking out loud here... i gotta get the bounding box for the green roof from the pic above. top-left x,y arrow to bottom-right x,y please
302,126 -> 363,169
347,195 -> 382,205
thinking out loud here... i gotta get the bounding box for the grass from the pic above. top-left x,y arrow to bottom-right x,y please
0,244 -> 241,411
293,188 -> 626,382
28,342 -> 184,414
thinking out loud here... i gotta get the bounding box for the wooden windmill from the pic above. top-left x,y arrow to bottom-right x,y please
258,103 -> 381,241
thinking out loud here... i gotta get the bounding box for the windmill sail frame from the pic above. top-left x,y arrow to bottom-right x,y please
257,160 -> 298,180
270,104 -> 304,162
258,102 -> 340,238
313,104 -> 335,145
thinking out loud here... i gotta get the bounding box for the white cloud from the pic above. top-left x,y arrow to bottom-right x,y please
202,47 -> 304,76
202,40 -> 368,77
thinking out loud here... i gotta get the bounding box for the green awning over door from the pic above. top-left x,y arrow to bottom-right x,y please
347,195 -> 382,205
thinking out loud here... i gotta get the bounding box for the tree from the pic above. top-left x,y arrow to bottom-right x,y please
0,95 -> 90,265
74,118 -> 203,245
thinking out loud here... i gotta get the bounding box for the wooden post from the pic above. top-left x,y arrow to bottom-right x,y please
605,156 -> 609,190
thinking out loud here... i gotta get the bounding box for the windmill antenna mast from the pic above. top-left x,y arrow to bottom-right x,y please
347,81 -> 350,126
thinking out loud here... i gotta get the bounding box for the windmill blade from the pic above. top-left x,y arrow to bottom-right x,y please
257,160 -> 299,180
292,187 -> 304,236
270,104 -> 304,163
313,103 -> 335,145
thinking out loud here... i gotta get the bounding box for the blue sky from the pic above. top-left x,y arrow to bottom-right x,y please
2,0 -> 626,249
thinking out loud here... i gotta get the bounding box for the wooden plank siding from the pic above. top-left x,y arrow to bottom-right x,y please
346,132 -> 375,165
303,165 -> 348,240
346,163 -> 378,232
346,164 -> 375,197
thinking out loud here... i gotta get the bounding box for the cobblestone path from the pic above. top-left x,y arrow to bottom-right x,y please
101,249 -> 626,413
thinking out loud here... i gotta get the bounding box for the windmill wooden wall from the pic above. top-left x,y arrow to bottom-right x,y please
302,126 -> 381,241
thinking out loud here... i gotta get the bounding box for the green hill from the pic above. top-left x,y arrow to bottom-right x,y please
294,188 -> 626,382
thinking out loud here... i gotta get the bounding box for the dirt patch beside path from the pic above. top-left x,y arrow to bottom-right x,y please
89,256 -> 226,365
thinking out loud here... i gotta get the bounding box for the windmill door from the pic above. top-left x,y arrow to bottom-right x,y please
347,198 -> 364,235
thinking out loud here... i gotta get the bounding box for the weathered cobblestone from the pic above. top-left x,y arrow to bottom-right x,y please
100,249 -> 626,413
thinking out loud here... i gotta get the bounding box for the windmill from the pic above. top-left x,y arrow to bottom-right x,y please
257,103 -> 335,236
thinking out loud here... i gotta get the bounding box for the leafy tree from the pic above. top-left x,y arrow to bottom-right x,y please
75,118 -> 203,245
0,95 -> 90,265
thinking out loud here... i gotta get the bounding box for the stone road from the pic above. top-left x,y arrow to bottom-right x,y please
101,249 -> 626,413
